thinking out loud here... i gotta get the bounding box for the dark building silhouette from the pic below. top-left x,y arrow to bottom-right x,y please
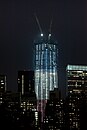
43,89 -> 65,130
18,70 -> 35,96
0,75 -> 7,104
0,90 -> 41,129
17,70 -> 42,129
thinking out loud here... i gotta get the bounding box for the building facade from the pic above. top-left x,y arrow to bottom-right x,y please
66,65 -> 87,96
0,75 -> 7,93
43,89 -> 65,130
0,75 -> 7,104
34,35 -> 58,100
34,34 -> 58,121
66,65 -> 87,129
18,70 -> 35,95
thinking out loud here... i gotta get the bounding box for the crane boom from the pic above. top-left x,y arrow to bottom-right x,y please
49,18 -> 53,34
34,13 -> 43,34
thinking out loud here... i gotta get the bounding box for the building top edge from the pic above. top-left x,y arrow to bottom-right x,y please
66,65 -> 87,71
34,41 -> 58,45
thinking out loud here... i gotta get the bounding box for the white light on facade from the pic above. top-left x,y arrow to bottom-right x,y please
49,34 -> 51,37
34,37 -> 58,101
41,33 -> 43,36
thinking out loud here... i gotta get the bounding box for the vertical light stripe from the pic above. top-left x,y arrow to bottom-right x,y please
22,75 -> 24,95
5,76 -> 6,92
35,41 -> 58,100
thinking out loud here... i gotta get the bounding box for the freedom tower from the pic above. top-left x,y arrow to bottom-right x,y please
34,15 -> 58,121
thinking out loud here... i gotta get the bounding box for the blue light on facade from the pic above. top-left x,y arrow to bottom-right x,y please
34,35 -> 58,100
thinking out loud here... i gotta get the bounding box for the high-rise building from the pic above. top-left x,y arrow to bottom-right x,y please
18,70 -> 35,96
34,35 -> 58,100
34,34 -> 58,121
66,65 -> 87,96
66,65 -> 87,129
43,89 -> 65,130
0,75 -> 7,104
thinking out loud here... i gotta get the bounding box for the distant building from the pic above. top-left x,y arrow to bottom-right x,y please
43,89 -> 65,130
66,65 -> 87,129
0,75 -> 7,93
0,75 -> 7,104
66,65 -> 87,95
0,91 -> 40,129
3,91 -> 21,107
18,70 -> 35,96
20,95 -> 37,112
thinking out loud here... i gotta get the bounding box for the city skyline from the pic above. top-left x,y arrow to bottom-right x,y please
0,0 -> 87,97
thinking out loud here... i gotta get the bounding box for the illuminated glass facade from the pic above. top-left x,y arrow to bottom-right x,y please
34,37 -> 58,100
66,65 -> 87,95
66,65 -> 87,129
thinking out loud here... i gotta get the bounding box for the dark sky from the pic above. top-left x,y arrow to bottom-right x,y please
0,0 -> 87,97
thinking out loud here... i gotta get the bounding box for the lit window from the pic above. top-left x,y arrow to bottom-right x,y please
1,80 -> 3,83
1,82 -> 4,85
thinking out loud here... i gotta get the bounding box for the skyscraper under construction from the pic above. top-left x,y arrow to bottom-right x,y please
34,33 -> 58,120
34,34 -> 58,100
34,15 -> 58,121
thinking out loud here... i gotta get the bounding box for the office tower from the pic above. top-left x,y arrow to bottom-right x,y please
20,95 -> 37,112
34,34 -> 58,121
66,65 -> 87,129
0,75 -> 7,104
18,70 -> 35,96
66,65 -> 87,95
43,89 -> 65,130
34,35 -> 58,100
3,91 -> 21,108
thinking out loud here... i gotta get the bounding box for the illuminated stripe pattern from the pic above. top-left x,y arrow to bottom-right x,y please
35,40 -> 58,100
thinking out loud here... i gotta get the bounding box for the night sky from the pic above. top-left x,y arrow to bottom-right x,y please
0,0 -> 86,97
